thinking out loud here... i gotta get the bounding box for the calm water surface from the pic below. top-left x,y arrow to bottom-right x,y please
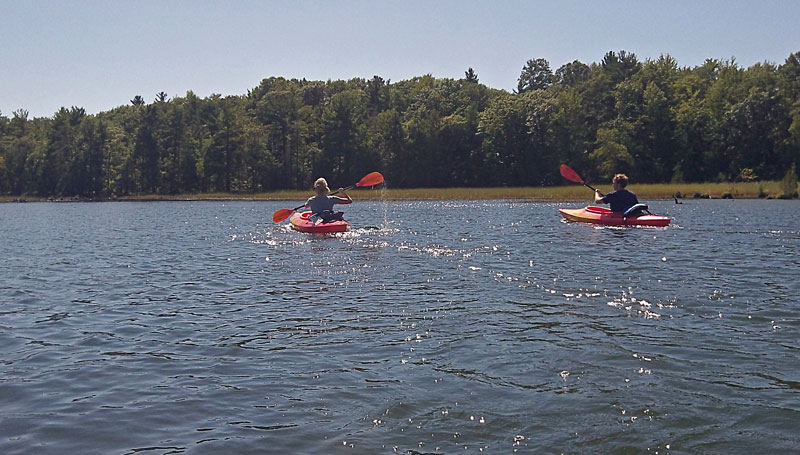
1,199 -> 798,454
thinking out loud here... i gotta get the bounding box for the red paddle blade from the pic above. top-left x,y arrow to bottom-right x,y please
272,208 -> 294,223
560,164 -> 584,184
356,171 -> 384,187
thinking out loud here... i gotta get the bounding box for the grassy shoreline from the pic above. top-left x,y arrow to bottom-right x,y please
0,181 -> 791,203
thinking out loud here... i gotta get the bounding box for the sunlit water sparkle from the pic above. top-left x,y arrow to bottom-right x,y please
1,199 -> 798,454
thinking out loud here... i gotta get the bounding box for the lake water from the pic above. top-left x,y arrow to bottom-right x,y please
1,199 -> 798,454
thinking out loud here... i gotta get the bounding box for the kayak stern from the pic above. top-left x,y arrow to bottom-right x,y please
289,211 -> 350,233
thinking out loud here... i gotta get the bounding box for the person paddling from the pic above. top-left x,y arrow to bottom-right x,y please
594,173 -> 639,213
306,177 -> 352,224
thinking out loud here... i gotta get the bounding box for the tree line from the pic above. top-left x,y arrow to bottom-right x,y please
1,50 -> 799,198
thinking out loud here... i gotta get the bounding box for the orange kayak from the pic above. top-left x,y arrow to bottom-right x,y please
289,211 -> 350,233
559,206 -> 670,227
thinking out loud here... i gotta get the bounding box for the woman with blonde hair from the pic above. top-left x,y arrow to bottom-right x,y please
305,177 -> 352,223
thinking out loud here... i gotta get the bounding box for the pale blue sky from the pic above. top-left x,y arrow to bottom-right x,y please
2,0 -> 799,118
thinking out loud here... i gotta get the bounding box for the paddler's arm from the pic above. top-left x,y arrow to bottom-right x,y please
335,188 -> 352,205
594,189 -> 605,204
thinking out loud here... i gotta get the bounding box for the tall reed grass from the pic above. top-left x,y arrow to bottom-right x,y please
256,181 -> 784,201
0,181 -> 788,203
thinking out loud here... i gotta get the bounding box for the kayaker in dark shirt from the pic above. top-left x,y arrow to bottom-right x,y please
594,173 -> 639,213
305,177 -> 351,223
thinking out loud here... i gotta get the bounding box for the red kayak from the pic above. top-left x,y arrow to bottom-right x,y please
559,206 -> 671,227
289,211 -> 350,233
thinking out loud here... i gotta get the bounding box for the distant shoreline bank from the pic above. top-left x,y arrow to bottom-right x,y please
1,181 -> 793,203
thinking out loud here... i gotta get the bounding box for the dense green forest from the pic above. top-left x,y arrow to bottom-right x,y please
1,50 -> 799,198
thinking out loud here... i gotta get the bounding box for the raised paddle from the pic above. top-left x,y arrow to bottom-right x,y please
559,164 -> 598,192
272,171 -> 385,223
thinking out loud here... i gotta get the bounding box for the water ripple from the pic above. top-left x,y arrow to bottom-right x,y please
1,200 -> 798,453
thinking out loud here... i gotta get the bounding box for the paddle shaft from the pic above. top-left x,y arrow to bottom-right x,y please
287,184 -> 356,212
273,171 -> 383,222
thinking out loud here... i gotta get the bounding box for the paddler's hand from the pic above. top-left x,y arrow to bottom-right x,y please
339,188 -> 353,203
594,189 -> 605,203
